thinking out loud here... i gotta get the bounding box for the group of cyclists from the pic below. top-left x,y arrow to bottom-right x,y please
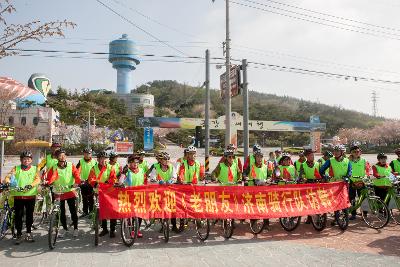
1,142 -> 399,246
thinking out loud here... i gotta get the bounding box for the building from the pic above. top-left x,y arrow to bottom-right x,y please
0,101 -> 60,142
114,93 -> 154,114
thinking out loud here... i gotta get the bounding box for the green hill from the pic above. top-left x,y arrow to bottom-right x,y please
47,80 -> 385,148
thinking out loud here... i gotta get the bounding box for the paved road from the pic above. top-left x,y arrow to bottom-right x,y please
0,216 -> 399,267
1,148 -> 399,266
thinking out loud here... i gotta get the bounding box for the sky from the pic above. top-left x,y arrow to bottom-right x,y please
1,0 -> 400,119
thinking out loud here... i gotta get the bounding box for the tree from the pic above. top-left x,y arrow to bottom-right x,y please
0,0 -> 75,58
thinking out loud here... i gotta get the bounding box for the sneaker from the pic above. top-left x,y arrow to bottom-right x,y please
73,229 -> 79,238
58,228 -> 67,238
25,233 -> 35,243
15,234 -> 23,245
349,214 -> 357,220
109,231 -> 116,238
137,230 -> 143,238
99,229 -> 109,237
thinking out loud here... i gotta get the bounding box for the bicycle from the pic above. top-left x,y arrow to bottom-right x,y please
217,180 -> 241,239
91,189 -> 100,246
0,184 -> 18,240
244,177 -> 269,235
381,176 -> 400,224
348,176 -> 390,229
33,184 -> 52,229
48,185 -> 75,250
303,178 -> 328,232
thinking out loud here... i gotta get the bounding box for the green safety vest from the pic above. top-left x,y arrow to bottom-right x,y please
330,157 -> 350,182
248,161 -> 268,186
52,162 -> 75,193
278,165 -> 296,180
183,160 -> 200,184
108,162 -> 120,177
350,158 -> 366,182
79,158 -> 96,181
391,159 -> 400,173
218,162 -> 239,185
373,164 -> 392,187
46,154 -> 58,170
11,166 -> 38,197
294,160 -> 304,173
249,155 -> 255,166
302,161 -> 320,180
154,163 -> 174,182
94,163 -> 110,183
125,168 -> 145,186
139,160 -> 149,173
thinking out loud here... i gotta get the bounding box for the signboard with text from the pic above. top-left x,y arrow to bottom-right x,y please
220,65 -> 241,99
0,125 -> 15,141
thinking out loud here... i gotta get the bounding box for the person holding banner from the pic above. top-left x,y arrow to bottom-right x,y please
46,149 -> 81,238
243,150 -> 268,186
274,153 -> 297,181
243,144 -> 266,177
219,144 -> 243,172
146,152 -> 163,177
136,150 -> 149,173
348,145 -> 370,220
119,154 -> 146,238
178,146 -> 205,184
319,145 -> 351,182
88,151 -> 117,238
211,149 -> 242,185
76,148 -> 96,218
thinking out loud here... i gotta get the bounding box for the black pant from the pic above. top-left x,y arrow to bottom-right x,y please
80,182 -> 94,214
374,187 -> 388,202
60,197 -> 78,230
101,219 -> 117,231
349,186 -> 362,216
14,198 -> 35,235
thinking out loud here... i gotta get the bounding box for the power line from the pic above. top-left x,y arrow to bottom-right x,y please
8,47 -> 400,85
95,0 -> 188,56
240,0 -> 400,37
231,0 -> 400,41
259,0 -> 400,33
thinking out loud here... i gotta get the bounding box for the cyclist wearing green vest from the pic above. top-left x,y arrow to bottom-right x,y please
372,153 -> 392,202
244,150 -> 268,186
178,146 -> 205,184
298,149 -> 321,224
243,144 -> 263,175
348,145 -> 370,220
3,151 -> 40,244
38,142 -> 61,172
211,149 -> 242,185
148,152 -> 177,184
136,150 -> 149,173
76,148 -> 96,217
119,154 -> 147,238
390,148 -> 400,175
318,151 -> 333,175
46,149 -> 81,238
88,151 -> 118,238
219,144 -> 243,172
294,151 -> 306,173
108,152 -> 121,178
319,145 -> 352,182
275,153 -> 297,181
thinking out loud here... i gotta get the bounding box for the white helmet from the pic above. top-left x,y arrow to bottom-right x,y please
187,145 -> 197,153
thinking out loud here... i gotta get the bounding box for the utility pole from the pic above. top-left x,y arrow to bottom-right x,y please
87,111 -> 91,149
372,90 -> 378,117
205,49 -> 211,173
242,59 -> 249,160
224,0 -> 232,147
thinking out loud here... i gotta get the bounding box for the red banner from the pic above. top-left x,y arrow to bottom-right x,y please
99,182 -> 349,220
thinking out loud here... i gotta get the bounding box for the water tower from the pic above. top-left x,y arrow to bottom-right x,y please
108,34 -> 140,94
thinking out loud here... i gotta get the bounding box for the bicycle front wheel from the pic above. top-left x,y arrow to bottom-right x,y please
279,217 -> 301,232
195,219 -> 210,241
121,217 -> 139,247
334,209 -> 349,230
0,209 -> 10,240
311,214 -> 327,231
162,219 -> 170,243
48,211 -> 59,250
250,219 -> 268,235
361,197 -> 390,229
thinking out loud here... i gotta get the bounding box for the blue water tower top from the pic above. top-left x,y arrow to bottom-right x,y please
109,34 -> 140,70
